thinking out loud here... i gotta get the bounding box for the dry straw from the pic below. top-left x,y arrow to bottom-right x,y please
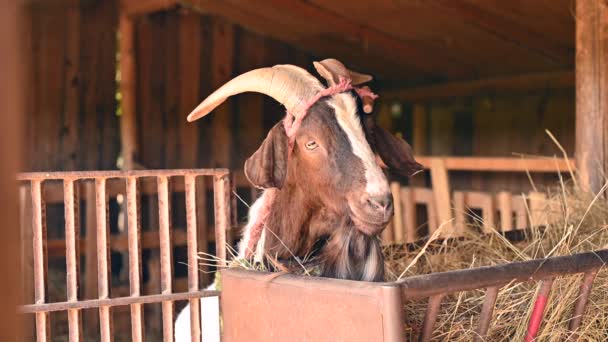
206,173 -> 608,341
386,181 -> 608,341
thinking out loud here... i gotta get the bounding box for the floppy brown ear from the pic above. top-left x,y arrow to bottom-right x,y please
371,124 -> 423,177
244,122 -> 289,189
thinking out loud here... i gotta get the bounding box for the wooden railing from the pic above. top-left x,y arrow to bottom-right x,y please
383,156 -> 574,244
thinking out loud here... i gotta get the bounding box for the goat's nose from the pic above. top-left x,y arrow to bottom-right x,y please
365,194 -> 394,216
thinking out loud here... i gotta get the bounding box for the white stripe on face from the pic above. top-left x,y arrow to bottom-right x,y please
328,93 -> 390,196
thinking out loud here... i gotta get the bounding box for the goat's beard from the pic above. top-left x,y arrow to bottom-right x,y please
318,225 -> 385,282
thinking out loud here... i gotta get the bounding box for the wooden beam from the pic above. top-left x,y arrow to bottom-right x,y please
383,71 -> 573,102
415,156 -> 575,173
429,158 -> 453,236
575,0 -> 608,194
430,0 -> 573,65
119,14 -> 137,170
182,0 -> 471,79
0,1 -> 25,340
121,0 -> 178,17
178,0 -> 407,80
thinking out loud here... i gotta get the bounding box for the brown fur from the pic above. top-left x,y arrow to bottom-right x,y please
244,97 -> 420,282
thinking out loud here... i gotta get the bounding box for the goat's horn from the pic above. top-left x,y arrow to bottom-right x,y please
187,65 -> 324,122
313,58 -> 373,86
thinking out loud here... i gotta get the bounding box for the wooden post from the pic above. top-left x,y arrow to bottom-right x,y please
430,158 -> 453,236
119,13 -> 138,171
575,0 -> 608,194
0,0 -> 25,340
411,104 -> 427,187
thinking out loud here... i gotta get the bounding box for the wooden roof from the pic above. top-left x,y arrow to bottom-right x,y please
123,0 -> 575,88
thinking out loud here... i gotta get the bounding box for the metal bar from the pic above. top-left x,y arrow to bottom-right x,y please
95,179 -> 113,342
17,168 -> 230,181
398,249 -> 608,299
213,174 -> 230,266
83,182 -> 99,337
19,185 -> 35,341
157,176 -> 174,342
126,177 -> 144,342
567,270 -> 599,340
196,178 -> 209,286
19,291 -> 221,314
474,286 -> 500,341
524,278 -> 554,342
419,294 -> 445,342
184,175 -> 201,342
63,180 -> 81,342
31,180 -> 49,342
229,172 -> 237,246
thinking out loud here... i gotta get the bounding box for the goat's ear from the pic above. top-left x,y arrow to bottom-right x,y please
244,123 -> 289,189
364,119 -> 423,177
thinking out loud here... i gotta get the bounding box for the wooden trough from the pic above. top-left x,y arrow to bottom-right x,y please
221,249 -> 607,342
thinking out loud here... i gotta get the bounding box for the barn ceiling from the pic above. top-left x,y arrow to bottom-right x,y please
125,0 -> 575,87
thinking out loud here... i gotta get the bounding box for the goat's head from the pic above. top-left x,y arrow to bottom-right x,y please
188,59 -> 421,238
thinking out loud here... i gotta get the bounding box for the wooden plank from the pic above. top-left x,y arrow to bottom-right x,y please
429,158 -> 453,236
465,191 -> 495,233
178,12 -> 201,168
79,0 -> 120,170
0,3 -> 25,340
512,195 -> 528,230
415,156 -> 575,173
119,14 -> 138,170
235,29 -> 266,165
390,182 -> 404,243
412,187 -> 438,235
575,0 -> 608,194
163,12 -> 180,169
497,191 -> 513,232
210,17 -> 235,168
136,14 -> 165,169
453,191 -> 466,236
60,6 -> 80,171
121,0 -> 178,16
429,0 -> 572,65
181,0 -> 424,81
401,187 -> 417,243
528,191 -> 548,228
226,0 -> 474,78
383,71 -> 573,102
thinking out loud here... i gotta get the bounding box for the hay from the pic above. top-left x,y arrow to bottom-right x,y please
385,183 -> 608,341
206,181 -> 608,341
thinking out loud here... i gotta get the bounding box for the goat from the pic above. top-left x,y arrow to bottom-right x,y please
175,59 -> 421,341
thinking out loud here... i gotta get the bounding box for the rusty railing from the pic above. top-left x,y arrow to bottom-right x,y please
395,249 -> 607,341
17,169 -> 232,342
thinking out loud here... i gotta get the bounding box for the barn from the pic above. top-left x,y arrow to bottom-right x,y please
1,0 -> 607,341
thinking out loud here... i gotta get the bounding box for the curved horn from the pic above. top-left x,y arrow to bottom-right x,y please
187,65 -> 324,122
313,58 -> 373,86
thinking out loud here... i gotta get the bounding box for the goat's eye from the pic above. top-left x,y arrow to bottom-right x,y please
305,140 -> 318,150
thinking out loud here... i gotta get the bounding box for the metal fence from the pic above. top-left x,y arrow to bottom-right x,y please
396,249 -> 608,342
17,169 -> 232,342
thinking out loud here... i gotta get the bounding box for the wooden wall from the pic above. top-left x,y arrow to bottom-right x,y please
133,10 -> 315,171
25,0 -> 120,171
405,88 -> 575,193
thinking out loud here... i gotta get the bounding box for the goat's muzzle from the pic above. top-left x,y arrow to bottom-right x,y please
348,192 -> 394,236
